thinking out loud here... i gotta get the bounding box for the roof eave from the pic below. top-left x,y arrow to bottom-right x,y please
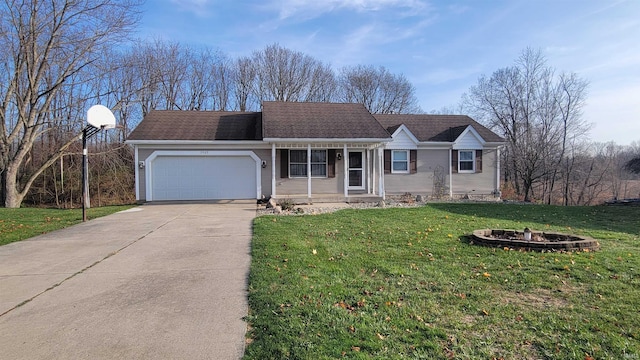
125,139 -> 267,145
263,137 -> 392,143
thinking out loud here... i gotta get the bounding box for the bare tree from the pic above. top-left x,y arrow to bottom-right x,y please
625,141 -> 640,175
462,48 -> 589,202
209,51 -> 234,111
250,43 -> 336,104
338,65 -> 420,114
0,0 -> 140,208
233,56 -> 257,111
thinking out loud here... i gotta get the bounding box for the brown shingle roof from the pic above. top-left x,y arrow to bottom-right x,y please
262,102 -> 391,139
126,105 -> 503,144
127,111 -> 262,141
374,114 -> 504,143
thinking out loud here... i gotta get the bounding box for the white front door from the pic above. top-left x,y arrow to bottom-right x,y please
348,151 -> 365,190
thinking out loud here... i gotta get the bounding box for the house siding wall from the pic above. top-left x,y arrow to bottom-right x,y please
384,149 -> 449,195
452,148 -> 498,195
133,144 -> 500,201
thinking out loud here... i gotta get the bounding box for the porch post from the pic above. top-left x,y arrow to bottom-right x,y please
496,147 -> 501,195
343,144 -> 348,198
378,147 -> 385,200
449,148 -> 453,197
271,143 -> 276,198
371,149 -> 376,195
307,144 -> 312,200
365,149 -> 370,194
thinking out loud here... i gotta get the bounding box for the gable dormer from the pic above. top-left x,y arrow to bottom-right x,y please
452,125 -> 485,150
385,124 -> 418,149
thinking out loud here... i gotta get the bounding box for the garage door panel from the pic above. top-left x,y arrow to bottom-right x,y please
151,155 -> 256,201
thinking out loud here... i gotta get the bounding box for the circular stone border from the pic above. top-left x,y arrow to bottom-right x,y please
471,229 -> 600,252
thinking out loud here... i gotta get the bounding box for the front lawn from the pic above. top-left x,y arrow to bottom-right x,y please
246,204 -> 640,359
0,205 -> 135,246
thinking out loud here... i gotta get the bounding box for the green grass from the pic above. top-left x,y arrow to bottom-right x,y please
246,204 -> 640,360
0,205 -> 135,246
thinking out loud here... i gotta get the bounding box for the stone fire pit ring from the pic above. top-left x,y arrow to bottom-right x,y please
471,229 -> 600,252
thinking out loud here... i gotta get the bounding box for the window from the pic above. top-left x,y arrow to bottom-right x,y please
289,150 -> 327,177
392,150 -> 409,173
458,150 -> 475,172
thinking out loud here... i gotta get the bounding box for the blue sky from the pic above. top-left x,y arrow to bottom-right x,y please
140,0 -> 639,145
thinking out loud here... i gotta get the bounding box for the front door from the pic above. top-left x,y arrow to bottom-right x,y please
348,151 -> 364,190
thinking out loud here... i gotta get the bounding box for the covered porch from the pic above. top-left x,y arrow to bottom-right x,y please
269,142 -> 386,204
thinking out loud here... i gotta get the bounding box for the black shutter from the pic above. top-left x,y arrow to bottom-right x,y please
384,150 -> 391,174
476,150 -> 482,173
451,150 -> 458,174
410,150 -> 417,174
280,149 -> 288,178
327,149 -> 336,178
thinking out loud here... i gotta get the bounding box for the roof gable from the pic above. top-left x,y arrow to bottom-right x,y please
386,124 -> 419,149
262,102 -> 391,140
452,126 -> 485,149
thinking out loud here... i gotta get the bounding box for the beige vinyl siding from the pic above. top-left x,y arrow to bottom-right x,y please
254,149 -> 272,197
451,148 -> 498,195
384,149 -> 449,195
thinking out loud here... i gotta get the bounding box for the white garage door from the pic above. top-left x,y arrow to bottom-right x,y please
151,155 -> 257,201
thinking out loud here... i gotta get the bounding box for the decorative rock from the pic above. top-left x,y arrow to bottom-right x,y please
377,200 -> 386,208
273,205 -> 282,214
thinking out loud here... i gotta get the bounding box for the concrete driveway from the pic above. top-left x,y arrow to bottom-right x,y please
0,201 -> 256,359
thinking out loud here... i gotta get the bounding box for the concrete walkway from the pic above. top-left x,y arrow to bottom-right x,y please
0,201 -> 256,359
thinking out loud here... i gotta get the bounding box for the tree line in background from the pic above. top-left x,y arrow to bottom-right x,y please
462,48 -> 640,205
1,0 -> 638,208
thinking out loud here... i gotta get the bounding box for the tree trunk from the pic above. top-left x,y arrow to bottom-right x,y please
3,164 -> 24,208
